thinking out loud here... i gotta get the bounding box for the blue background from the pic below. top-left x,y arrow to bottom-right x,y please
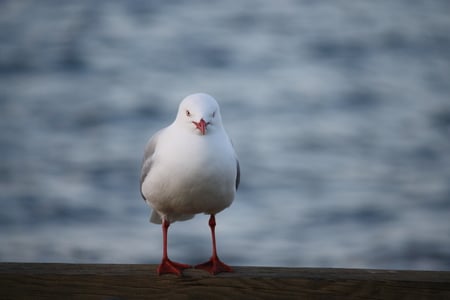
1,1 -> 449,270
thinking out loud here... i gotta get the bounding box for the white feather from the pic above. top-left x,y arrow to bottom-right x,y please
140,93 -> 239,224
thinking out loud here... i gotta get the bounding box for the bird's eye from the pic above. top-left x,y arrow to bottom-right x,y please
212,111 -> 216,118
186,110 -> 191,117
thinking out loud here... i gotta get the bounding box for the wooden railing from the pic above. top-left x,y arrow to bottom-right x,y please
1,263 -> 449,299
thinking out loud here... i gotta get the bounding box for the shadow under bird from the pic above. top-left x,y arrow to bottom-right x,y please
140,93 -> 240,276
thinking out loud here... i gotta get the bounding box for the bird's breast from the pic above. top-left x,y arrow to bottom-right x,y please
144,132 -> 236,216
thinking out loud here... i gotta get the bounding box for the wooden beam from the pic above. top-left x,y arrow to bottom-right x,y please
1,263 -> 449,299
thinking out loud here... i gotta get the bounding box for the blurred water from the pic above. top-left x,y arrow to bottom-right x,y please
1,1 -> 450,270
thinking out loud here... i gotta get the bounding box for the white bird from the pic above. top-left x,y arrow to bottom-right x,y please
140,93 -> 240,276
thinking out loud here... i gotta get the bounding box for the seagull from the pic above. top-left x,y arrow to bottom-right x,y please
140,93 -> 240,276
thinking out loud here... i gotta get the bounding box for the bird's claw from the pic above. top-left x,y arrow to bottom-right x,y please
157,258 -> 191,276
195,256 -> 233,275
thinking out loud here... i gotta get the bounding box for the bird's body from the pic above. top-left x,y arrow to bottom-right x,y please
140,93 -> 239,276
141,122 -> 237,223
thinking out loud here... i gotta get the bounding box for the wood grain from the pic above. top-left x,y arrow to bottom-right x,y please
1,263 -> 449,299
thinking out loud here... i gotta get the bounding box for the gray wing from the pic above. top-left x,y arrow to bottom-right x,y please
229,137 -> 240,190
140,130 -> 162,200
228,138 -> 241,190
235,159 -> 240,190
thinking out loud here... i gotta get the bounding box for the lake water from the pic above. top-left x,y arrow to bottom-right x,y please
1,1 -> 450,271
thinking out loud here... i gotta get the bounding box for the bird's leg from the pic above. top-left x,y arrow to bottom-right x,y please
157,218 -> 191,276
195,214 -> 233,275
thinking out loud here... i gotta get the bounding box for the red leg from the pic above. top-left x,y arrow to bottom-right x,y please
157,219 -> 191,276
195,215 -> 233,275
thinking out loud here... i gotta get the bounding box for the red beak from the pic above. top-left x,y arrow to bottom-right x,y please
193,119 -> 209,135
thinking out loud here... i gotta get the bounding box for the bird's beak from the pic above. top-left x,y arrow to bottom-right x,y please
193,119 -> 209,135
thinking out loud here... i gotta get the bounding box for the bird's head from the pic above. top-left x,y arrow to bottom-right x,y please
176,93 -> 223,136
